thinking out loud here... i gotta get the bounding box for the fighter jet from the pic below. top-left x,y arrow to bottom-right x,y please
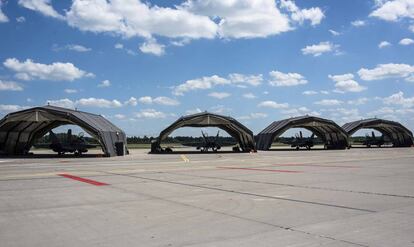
35,129 -> 98,155
363,131 -> 385,148
290,131 -> 315,150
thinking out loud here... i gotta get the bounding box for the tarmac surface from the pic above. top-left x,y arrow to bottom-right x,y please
1,148 -> 414,247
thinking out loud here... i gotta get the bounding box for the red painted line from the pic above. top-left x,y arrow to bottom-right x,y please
58,174 -> 109,186
272,164 -> 358,168
217,167 -> 302,173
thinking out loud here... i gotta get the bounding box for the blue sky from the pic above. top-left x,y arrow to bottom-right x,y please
0,0 -> 414,136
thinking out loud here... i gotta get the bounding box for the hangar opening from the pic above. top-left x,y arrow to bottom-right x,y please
343,118 -> 413,148
256,116 -> 349,150
151,112 -> 255,153
0,105 -> 128,157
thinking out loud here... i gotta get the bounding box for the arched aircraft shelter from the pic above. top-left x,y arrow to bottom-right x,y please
343,118 -> 413,147
256,115 -> 349,150
0,105 -> 127,156
151,112 -> 255,152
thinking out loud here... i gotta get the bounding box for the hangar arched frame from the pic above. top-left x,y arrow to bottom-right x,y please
343,118 -> 413,147
256,115 -> 349,150
151,112 -> 255,152
0,105 -> 127,156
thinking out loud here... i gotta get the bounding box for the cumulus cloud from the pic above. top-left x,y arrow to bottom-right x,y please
18,0 -> 64,20
77,98 -> 123,108
358,63 -> 414,81
124,97 -> 138,106
16,16 -> 26,23
138,96 -> 180,106
19,0 -> 324,51
173,75 -> 230,95
399,38 -> 414,45
0,80 -> 23,91
139,38 -> 165,56
258,100 -> 289,109
0,1 -> 8,23
46,98 -> 76,109
269,70 -> 307,86
329,73 -> 366,93
280,0 -> 325,26
383,91 -> 414,108
0,104 -> 29,113
66,44 -> 91,52
114,114 -> 126,120
370,0 -> 414,22
351,20 -> 366,27
281,106 -> 321,117
186,108 -> 203,115
301,41 -> 339,57
378,41 -> 392,48
3,58 -> 94,81
314,99 -> 343,106
242,93 -> 256,99
98,80 -> 111,87
208,92 -> 231,99
135,109 -> 167,119
228,73 -> 263,86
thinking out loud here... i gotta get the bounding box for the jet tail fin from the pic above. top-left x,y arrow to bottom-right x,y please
49,130 -> 60,145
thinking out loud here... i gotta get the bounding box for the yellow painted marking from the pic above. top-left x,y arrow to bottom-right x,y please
180,155 -> 190,163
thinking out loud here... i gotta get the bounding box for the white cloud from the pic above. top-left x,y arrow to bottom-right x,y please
269,70 -> 307,86
0,104 -> 29,113
399,38 -> 414,45
238,112 -> 268,120
0,1 -> 8,23
66,0 -> 217,40
173,75 -> 229,95
314,99 -> 343,106
186,108 -> 203,115
208,92 -> 231,99
65,44 -> 92,52
329,29 -> 341,36
47,99 -> 76,109
139,38 -> 165,56
16,16 -> 26,23
358,63 -> 414,81
281,106 -> 320,117
331,108 -> 362,123
18,0 -> 64,20
329,73 -> 366,93
114,43 -> 124,49
378,41 -> 392,48
348,97 -> 369,105
370,0 -> 414,22
229,73 -> 263,86
64,89 -> 77,94
114,114 -> 126,120
258,100 -> 289,109
138,96 -> 153,104
77,98 -> 123,108
98,79 -> 111,87
320,90 -> 330,95
153,96 -> 180,106
124,97 -> 138,106
242,93 -> 256,99
351,20 -> 366,27
0,80 -> 23,91
135,109 -> 167,119
210,105 -> 232,114
383,91 -> 414,108
3,58 -> 94,81
137,96 -> 180,106
280,0 -> 325,26
410,24 -> 414,32
303,90 -> 318,95
301,41 -> 339,57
